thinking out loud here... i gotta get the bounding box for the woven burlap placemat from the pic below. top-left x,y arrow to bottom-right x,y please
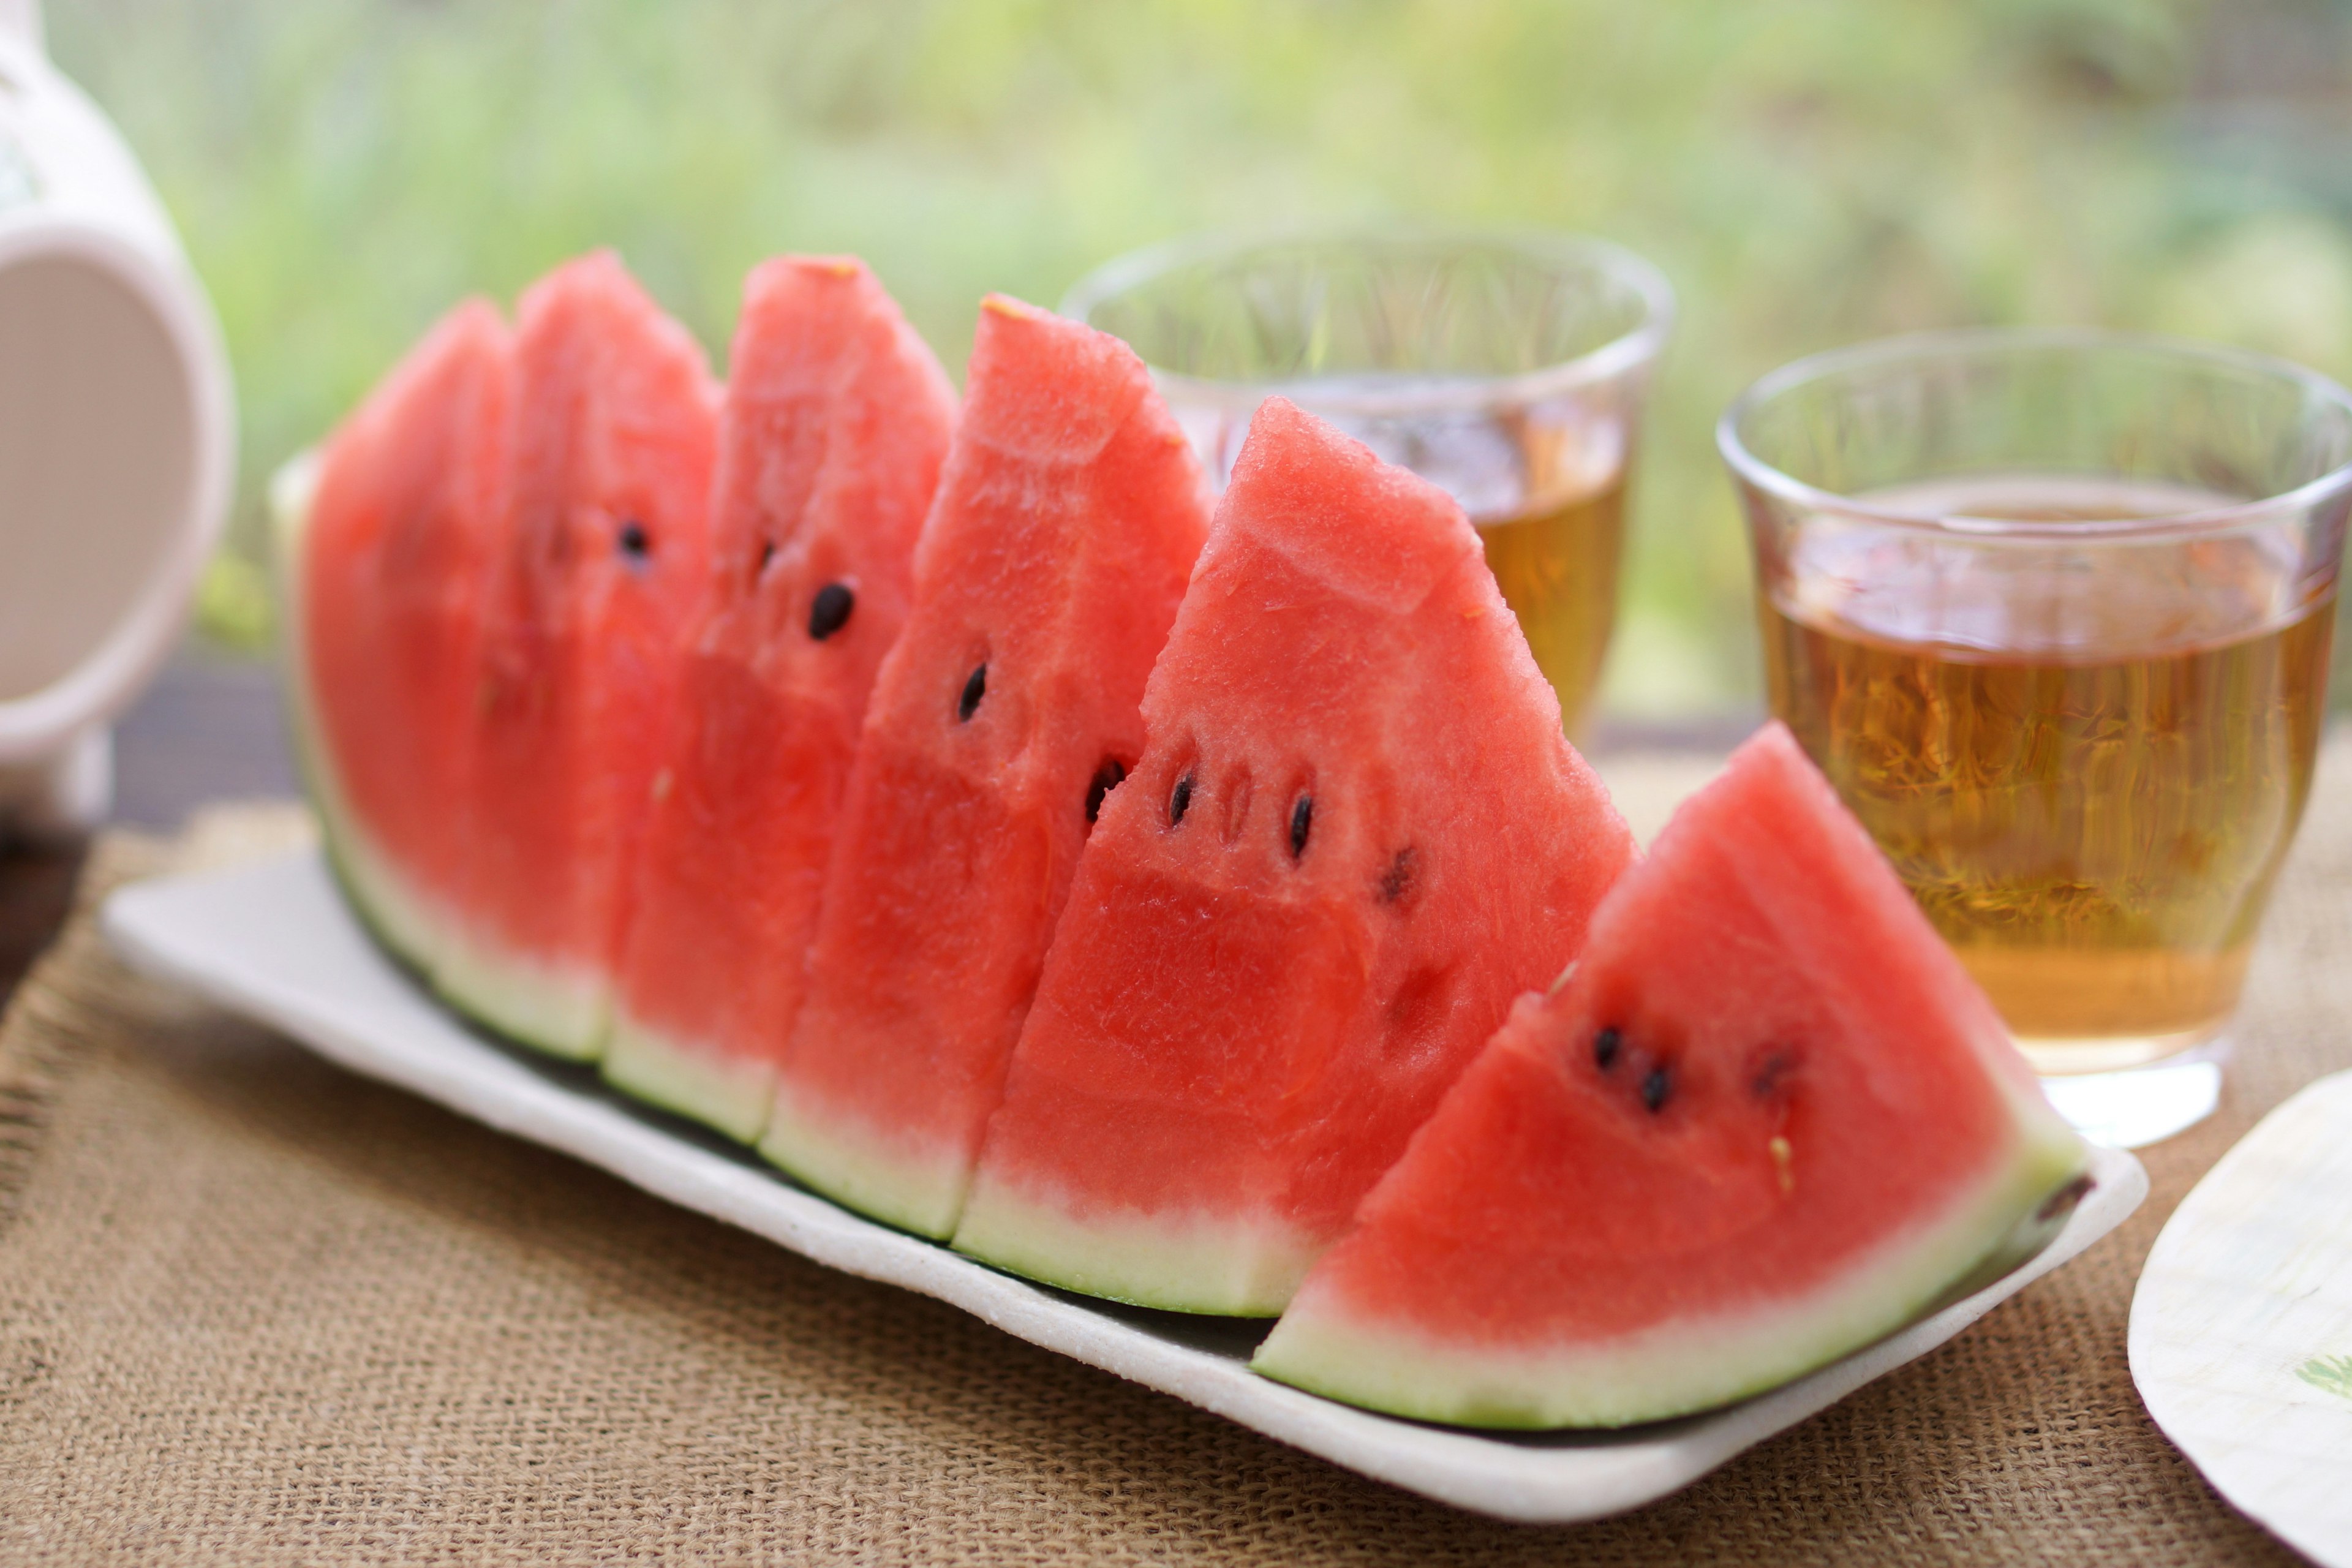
2,747 -> 2345,1566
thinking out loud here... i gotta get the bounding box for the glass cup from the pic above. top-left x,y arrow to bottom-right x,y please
1065,228 -> 1673,739
1721,329 -> 2352,1147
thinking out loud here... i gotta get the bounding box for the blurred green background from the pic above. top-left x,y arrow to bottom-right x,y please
51,0 -> 2352,719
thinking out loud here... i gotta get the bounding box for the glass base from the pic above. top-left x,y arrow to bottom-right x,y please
2034,1035 -> 2228,1150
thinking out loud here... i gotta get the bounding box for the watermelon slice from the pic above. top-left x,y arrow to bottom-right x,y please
437,252 -> 722,1057
602,257 -> 957,1140
950,398 -> 1640,1315
281,300 -> 512,978
1252,722 -> 2091,1428
761,296 -> 1214,1236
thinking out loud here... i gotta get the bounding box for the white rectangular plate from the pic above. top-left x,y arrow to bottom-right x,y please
100,848 -> 2146,1523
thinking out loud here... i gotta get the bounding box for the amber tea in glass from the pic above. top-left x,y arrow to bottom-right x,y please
1474,461 -> 1629,740
1065,229 -> 1672,737
1725,333 -> 2352,1147
1764,478 -> 2331,1065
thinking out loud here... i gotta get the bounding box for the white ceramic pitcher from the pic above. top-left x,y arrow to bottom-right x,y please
0,0 -> 235,842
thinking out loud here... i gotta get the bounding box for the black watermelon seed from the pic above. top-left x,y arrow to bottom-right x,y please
758,540 -> 777,573
1289,795 -> 1314,858
957,663 -> 987,722
1751,1050 -> 1794,1098
1169,774 -> 1194,827
617,520 -> 650,560
1378,846 -> 1417,903
809,582 -> 854,641
1085,758 -> 1126,824
1593,1027 -> 1621,1071
1641,1063 -> 1672,1113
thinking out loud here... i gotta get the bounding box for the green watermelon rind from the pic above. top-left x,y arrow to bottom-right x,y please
602,1012 -> 775,1145
1247,1087 -> 2090,1429
759,1084 -> 970,1241
951,1180 -> 1323,1317
272,453 -> 609,1064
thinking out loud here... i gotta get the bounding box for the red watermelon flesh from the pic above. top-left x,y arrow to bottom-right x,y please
1253,722 -> 2090,1427
603,257 -> 957,1140
760,296 -> 1213,1236
950,398 -> 1640,1315
287,300 -> 513,975
438,252 -> 721,1057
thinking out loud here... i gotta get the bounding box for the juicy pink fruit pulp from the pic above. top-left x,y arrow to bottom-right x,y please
450,251 -> 720,1054
1253,722 -> 2088,1425
605,255 -> 957,1137
300,299 -> 511,960
950,398 -> 1640,1315
763,295 -> 1213,1237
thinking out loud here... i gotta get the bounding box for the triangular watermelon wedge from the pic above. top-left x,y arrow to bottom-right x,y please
602,257 -> 957,1140
279,300 -> 512,979
437,252 -> 721,1057
950,398 -> 1639,1315
760,297 -> 1214,1235
1252,722 -> 2090,1427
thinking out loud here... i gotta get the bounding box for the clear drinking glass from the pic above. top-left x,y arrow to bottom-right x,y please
1721,330 -> 2352,1147
1065,228 -> 1673,739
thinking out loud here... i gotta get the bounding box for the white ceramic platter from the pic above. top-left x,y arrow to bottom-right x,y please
102,848 -> 2146,1523
2132,1069 -> 2352,1566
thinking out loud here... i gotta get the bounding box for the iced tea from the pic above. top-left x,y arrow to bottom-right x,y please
1477,466 -> 1627,739
1762,475 -> 2332,1072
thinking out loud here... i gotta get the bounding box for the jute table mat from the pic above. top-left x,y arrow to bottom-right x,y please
4,745 -> 2348,1566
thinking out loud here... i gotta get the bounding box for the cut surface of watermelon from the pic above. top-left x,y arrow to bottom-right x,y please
950,398 -> 1639,1315
284,299 -> 512,980
761,296 -> 1213,1237
603,256 -> 957,1141
1252,722 -> 2090,1427
439,252 -> 720,1058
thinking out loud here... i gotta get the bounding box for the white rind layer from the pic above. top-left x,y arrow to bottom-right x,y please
1251,1109 -> 2089,1428
951,1178 -> 1323,1317
273,451 -> 609,1065
315,798 -> 466,984
759,1084 -> 971,1241
432,942 -> 608,1061
603,1012 -> 774,1144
